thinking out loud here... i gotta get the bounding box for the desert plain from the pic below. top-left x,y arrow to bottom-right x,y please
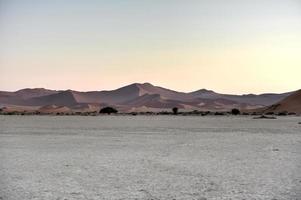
0,115 -> 301,200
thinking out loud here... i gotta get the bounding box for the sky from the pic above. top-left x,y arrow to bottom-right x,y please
0,0 -> 301,94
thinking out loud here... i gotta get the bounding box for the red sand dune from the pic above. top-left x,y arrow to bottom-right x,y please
263,90 -> 301,114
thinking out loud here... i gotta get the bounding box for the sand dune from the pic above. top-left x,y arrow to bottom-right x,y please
27,90 -> 79,107
0,88 -> 58,106
122,94 -> 261,112
123,94 -> 187,108
263,90 -> 301,114
38,105 -> 71,114
15,88 -> 58,99
0,83 -> 297,113
190,89 -> 292,106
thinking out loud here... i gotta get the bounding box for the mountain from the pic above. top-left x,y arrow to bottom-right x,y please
93,83 -> 146,104
95,83 -> 191,103
15,88 -> 58,99
262,90 -> 301,114
0,88 -> 58,106
27,90 -> 80,107
0,83 -> 297,113
122,94 -> 257,112
189,89 -> 219,99
22,83 -> 192,106
123,94 -> 189,109
189,89 -> 292,106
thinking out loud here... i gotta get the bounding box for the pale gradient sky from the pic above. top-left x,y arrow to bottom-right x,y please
0,0 -> 301,94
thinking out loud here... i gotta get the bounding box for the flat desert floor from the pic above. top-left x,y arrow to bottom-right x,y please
0,116 -> 301,200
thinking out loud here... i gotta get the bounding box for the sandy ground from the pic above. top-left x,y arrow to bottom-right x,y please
0,116 -> 301,200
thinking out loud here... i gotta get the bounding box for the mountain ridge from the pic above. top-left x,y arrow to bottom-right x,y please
0,83 -> 298,113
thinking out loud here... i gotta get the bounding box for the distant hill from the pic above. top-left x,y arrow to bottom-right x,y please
0,88 -> 58,106
0,83 -> 296,113
189,89 -> 292,106
262,90 -> 301,114
15,88 -> 59,99
27,90 -> 80,107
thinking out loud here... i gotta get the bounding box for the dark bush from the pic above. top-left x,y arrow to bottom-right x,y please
214,112 -> 225,116
172,107 -> 178,115
158,111 -> 170,115
99,107 -> 118,114
231,108 -> 240,115
277,111 -> 288,116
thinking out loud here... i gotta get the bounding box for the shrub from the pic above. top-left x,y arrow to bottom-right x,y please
214,112 -> 225,116
172,107 -> 178,115
158,111 -> 170,115
99,107 -> 118,115
231,108 -> 240,115
277,111 -> 288,116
